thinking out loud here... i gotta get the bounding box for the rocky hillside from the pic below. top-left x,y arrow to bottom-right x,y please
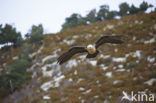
0,12 -> 156,103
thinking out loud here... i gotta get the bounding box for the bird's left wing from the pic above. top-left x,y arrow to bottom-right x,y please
95,35 -> 124,48
57,46 -> 88,65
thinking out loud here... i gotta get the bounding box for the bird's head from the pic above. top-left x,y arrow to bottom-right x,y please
87,44 -> 96,54
87,44 -> 94,50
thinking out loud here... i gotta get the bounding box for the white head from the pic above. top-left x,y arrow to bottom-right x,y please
87,44 -> 96,54
87,44 -> 94,50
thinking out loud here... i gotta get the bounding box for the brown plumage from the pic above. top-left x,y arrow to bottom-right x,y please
57,35 -> 124,65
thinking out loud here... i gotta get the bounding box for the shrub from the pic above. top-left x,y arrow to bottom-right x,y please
0,59 -> 31,98
19,43 -> 33,60
0,24 -> 23,47
26,24 -> 44,44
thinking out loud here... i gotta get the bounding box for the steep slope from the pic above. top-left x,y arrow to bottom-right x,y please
1,12 -> 156,103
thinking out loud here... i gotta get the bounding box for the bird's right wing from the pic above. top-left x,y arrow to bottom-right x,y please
95,35 -> 124,48
57,46 -> 88,65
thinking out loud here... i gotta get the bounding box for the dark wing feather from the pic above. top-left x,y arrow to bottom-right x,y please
57,46 -> 87,65
95,35 -> 124,48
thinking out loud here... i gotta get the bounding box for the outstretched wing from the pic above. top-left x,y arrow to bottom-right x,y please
57,46 -> 88,65
95,35 -> 124,48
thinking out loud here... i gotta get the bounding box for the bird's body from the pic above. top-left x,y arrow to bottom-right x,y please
57,35 -> 124,65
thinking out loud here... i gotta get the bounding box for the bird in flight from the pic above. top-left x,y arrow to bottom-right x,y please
57,35 -> 124,65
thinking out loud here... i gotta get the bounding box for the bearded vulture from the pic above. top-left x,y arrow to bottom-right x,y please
57,35 -> 124,65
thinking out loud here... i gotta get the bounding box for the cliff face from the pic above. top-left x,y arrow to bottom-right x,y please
0,12 -> 156,103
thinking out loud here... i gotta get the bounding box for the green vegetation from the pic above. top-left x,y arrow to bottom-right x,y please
0,59 -> 31,97
0,24 -> 23,47
62,13 -> 87,30
0,24 -> 44,98
62,1 -> 153,30
0,23 -> 44,98
25,24 -> 44,44
0,43 -> 33,97
118,2 -> 130,16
